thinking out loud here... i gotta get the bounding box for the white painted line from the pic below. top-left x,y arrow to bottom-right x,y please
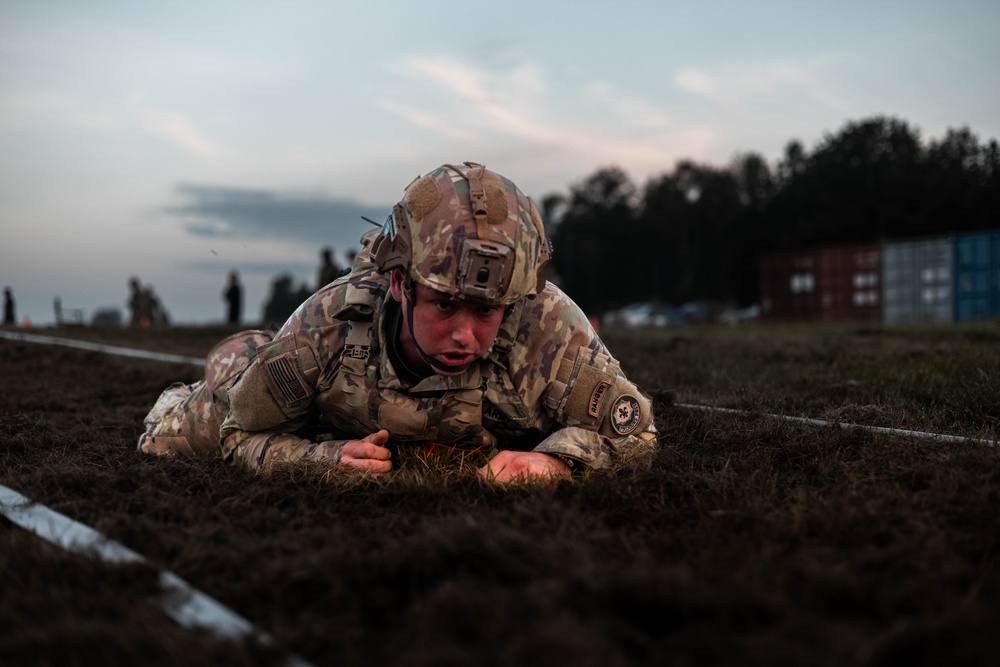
0,330 -> 205,366
676,403 -> 997,447
0,484 -> 313,667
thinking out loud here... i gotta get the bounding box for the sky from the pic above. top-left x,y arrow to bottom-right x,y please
2,0 -> 998,326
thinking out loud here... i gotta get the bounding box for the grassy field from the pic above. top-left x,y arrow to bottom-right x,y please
1,321 -> 999,666
612,321 -> 1000,438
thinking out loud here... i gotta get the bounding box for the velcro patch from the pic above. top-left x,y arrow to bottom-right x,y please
404,174 -> 442,221
564,362 -> 614,426
610,395 -> 642,435
265,356 -> 308,405
589,380 -> 611,418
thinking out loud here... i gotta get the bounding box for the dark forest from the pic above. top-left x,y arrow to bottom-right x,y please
543,116 -> 1000,315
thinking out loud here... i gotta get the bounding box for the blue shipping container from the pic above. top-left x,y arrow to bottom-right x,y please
954,230 -> 1000,321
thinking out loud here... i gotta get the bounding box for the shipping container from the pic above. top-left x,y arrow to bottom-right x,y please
881,235 -> 954,324
816,243 -> 881,322
954,230 -> 1000,321
759,249 -> 820,320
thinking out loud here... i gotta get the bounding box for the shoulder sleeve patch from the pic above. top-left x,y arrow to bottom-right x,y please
609,394 -> 642,435
265,356 -> 309,405
598,381 -> 654,439
252,333 -> 319,411
227,361 -> 298,430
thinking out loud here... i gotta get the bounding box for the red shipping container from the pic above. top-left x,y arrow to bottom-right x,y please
759,249 -> 820,321
816,243 -> 881,322
760,243 -> 881,322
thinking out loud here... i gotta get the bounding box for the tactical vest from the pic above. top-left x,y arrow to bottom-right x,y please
314,275 -> 537,451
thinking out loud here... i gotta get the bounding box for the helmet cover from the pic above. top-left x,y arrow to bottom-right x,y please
371,162 -> 550,305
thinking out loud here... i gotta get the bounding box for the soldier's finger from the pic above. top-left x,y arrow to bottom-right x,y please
477,459 -> 507,480
362,429 -> 390,445
489,454 -> 566,484
343,440 -> 391,461
341,455 -> 392,474
359,458 -> 392,474
362,442 -> 392,460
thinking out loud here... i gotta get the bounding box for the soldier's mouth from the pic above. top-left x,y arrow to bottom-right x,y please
438,352 -> 475,367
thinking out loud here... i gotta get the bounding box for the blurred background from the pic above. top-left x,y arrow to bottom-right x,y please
1,0 -> 997,327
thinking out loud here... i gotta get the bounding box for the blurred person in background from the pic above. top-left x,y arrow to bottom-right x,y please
317,247 -> 341,290
127,277 -> 148,327
342,248 -> 358,277
223,270 -> 243,325
3,287 -> 14,325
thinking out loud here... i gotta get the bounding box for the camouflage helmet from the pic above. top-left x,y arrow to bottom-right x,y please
370,162 -> 550,305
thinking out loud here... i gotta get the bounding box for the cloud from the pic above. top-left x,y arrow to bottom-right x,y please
379,54 -> 706,177
376,101 -> 475,141
127,93 -> 221,158
391,55 -> 553,141
164,183 -> 390,245
404,56 -> 496,107
674,70 -> 716,96
675,58 -> 849,111
585,82 -> 679,131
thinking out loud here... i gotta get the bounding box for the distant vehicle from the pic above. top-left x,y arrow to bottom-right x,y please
602,302 -> 685,328
679,300 -> 720,324
718,304 -> 762,325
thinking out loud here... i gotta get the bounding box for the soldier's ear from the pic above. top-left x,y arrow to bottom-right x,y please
389,269 -> 405,303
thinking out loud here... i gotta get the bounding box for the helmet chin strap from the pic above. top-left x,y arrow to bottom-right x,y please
401,279 -> 476,376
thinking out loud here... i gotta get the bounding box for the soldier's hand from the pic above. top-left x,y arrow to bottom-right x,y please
478,450 -> 571,484
338,429 -> 392,474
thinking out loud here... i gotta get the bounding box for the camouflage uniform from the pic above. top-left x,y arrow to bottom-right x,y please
139,162 -> 657,471
138,330 -> 271,457
218,271 -> 655,468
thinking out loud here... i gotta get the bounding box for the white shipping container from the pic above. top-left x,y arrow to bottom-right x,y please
881,236 -> 954,323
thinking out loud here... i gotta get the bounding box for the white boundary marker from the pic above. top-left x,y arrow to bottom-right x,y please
0,330 -> 205,366
0,331 -> 314,663
0,484 -> 313,667
676,403 -> 997,447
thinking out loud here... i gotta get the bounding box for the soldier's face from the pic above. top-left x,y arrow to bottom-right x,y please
390,271 -> 505,376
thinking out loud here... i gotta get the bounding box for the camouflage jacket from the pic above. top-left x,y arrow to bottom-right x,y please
219,267 -> 656,469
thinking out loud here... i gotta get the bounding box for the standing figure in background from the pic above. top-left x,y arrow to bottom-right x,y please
3,287 -> 14,325
127,277 -> 150,327
146,286 -> 169,326
342,248 -> 358,277
317,247 -> 341,290
223,271 -> 243,325
144,286 -> 160,327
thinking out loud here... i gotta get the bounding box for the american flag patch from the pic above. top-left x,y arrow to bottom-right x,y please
266,356 -> 308,404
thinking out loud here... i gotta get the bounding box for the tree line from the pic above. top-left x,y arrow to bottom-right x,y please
543,115 -> 1000,315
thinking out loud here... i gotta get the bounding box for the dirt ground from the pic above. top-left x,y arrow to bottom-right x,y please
2,325 -> 999,667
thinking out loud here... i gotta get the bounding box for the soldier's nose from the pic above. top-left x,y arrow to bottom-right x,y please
451,315 -> 475,346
